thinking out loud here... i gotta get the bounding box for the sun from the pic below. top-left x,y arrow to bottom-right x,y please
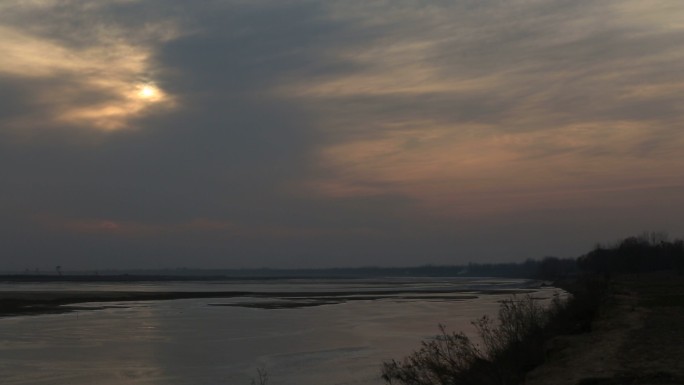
137,84 -> 159,99
140,85 -> 156,98
133,82 -> 166,103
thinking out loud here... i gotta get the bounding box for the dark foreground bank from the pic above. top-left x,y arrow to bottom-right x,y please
527,271 -> 684,385
381,273 -> 605,385
382,271 -> 684,385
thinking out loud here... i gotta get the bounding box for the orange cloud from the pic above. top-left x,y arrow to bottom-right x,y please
34,215 -> 380,239
271,1 -> 684,219
305,118 -> 684,218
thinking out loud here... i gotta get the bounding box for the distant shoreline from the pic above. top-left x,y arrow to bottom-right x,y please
0,274 -> 295,282
0,259 -> 573,281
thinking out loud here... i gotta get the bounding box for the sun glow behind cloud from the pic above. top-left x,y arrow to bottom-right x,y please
0,2 -> 176,132
136,84 -> 162,101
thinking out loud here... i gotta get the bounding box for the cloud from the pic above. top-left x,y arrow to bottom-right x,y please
35,215 -> 380,239
275,0 -> 684,217
2,0 -> 684,268
0,0 -> 177,132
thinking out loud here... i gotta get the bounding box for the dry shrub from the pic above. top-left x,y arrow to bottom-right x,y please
382,295 -> 551,385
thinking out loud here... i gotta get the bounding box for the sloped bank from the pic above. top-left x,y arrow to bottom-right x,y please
526,272 -> 684,385
381,275 -> 607,385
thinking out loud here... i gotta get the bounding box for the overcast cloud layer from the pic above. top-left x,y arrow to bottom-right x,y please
2,0 -> 684,270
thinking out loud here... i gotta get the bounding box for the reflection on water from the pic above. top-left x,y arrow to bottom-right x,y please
0,278 -> 560,385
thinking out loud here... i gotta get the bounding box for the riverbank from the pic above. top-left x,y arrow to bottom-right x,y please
380,271 -> 684,385
526,271 -> 684,384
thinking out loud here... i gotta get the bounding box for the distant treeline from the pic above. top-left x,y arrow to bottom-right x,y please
1,258 -> 576,282
578,232 -> 684,275
7,232 -> 681,282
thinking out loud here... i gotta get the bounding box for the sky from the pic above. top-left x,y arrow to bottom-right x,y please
2,0 -> 684,270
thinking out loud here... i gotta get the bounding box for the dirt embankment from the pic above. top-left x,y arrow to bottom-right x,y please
526,272 -> 684,385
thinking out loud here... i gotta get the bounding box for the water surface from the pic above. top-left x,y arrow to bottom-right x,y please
0,277 -> 558,385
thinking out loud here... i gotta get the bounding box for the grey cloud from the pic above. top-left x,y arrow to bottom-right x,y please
154,2 -> 374,94
2,0 -> 684,269
0,0 -> 415,269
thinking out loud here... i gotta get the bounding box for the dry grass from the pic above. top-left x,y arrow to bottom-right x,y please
382,278 -> 607,385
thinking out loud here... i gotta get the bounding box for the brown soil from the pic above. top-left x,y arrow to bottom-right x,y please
526,272 -> 684,385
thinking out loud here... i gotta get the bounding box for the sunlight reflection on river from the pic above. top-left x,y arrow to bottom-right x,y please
0,278 -> 561,385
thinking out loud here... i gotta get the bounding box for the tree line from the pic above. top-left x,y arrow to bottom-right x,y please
578,232 -> 684,276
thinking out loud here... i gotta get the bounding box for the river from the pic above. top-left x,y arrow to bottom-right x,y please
0,277 -> 559,385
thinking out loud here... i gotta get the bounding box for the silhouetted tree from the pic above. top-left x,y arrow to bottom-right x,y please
578,233 -> 684,276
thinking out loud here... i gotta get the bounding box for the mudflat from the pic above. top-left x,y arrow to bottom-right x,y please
0,287 -> 532,316
0,291 -> 249,316
526,272 -> 684,385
